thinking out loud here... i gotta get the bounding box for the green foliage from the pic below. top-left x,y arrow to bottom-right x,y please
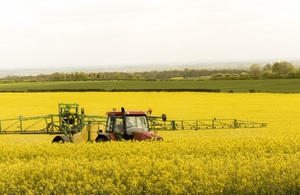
272,61 -> 295,75
1,61 -> 299,82
0,69 -> 247,82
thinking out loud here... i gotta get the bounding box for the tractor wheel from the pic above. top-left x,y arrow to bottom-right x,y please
156,137 -> 163,141
52,136 -> 72,143
95,136 -> 108,142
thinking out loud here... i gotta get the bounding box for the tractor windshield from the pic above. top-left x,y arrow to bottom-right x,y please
106,115 -> 149,135
125,116 -> 149,135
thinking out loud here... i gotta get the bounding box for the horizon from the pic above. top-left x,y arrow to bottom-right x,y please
1,59 -> 300,78
1,58 -> 300,70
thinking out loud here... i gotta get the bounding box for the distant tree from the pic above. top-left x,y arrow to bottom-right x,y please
134,74 -> 142,79
263,64 -> 272,72
239,72 -> 250,80
183,68 -> 194,78
224,73 -> 232,80
230,74 -> 239,80
287,71 -> 298,78
49,72 -> 66,80
88,73 -> 97,79
210,73 -> 224,80
73,72 -> 88,80
272,61 -> 295,75
262,70 -> 280,79
249,64 -> 262,78
114,72 -> 121,80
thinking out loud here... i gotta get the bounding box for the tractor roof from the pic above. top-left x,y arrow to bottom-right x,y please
106,111 -> 147,116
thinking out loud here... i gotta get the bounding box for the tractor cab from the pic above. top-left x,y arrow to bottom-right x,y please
95,107 -> 163,142
107,112 -> 149,136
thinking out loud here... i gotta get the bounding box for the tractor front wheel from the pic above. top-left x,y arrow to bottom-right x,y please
95,136 -> 108,142
52,135 -> 72,143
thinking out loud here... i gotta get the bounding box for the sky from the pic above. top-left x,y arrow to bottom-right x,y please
1,0 -> 300,70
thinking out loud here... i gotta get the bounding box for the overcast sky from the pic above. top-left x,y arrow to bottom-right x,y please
1,0 -> 300,70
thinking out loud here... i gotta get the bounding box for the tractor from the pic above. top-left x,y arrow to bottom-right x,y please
95,107 -> 163,142
51,104 -> 163,143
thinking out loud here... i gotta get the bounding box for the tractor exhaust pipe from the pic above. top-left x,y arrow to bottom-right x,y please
121,107 -> 127,133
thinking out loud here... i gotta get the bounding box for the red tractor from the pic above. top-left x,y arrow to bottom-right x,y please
95,107 -> 163,142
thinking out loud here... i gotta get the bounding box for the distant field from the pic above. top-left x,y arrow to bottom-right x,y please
0,79 -> 300,93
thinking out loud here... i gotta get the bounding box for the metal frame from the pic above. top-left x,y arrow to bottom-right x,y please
0,104 -> 107,139
148,118 -> 267,130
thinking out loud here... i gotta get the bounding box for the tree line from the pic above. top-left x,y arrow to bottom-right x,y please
210,61 -> 300,80
247,61 -> 300,79
1,61 -> 299,82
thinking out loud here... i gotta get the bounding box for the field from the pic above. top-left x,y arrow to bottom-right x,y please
1,79 -> 300,93
1,92 -> 300,194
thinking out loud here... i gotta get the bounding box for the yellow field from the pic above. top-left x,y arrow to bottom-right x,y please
0,92 -> 300,194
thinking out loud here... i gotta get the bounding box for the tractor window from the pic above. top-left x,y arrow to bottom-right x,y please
106,116 -> 124,133
114,117 -> 124,134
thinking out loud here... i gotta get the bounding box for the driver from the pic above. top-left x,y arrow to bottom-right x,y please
126,118 -> 134,128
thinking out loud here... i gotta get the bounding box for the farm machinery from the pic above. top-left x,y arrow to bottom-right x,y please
0,103 -> 163,143
0,103 -> 267,143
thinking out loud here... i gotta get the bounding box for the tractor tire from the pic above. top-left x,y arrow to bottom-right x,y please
52,135 -> 72,143
156,137 -> 163,141
95,136 -> 108,142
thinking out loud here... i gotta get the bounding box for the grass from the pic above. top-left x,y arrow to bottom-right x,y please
0,79 -> 300,93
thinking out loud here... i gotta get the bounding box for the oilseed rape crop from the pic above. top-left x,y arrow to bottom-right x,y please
1,92 -> 300,194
